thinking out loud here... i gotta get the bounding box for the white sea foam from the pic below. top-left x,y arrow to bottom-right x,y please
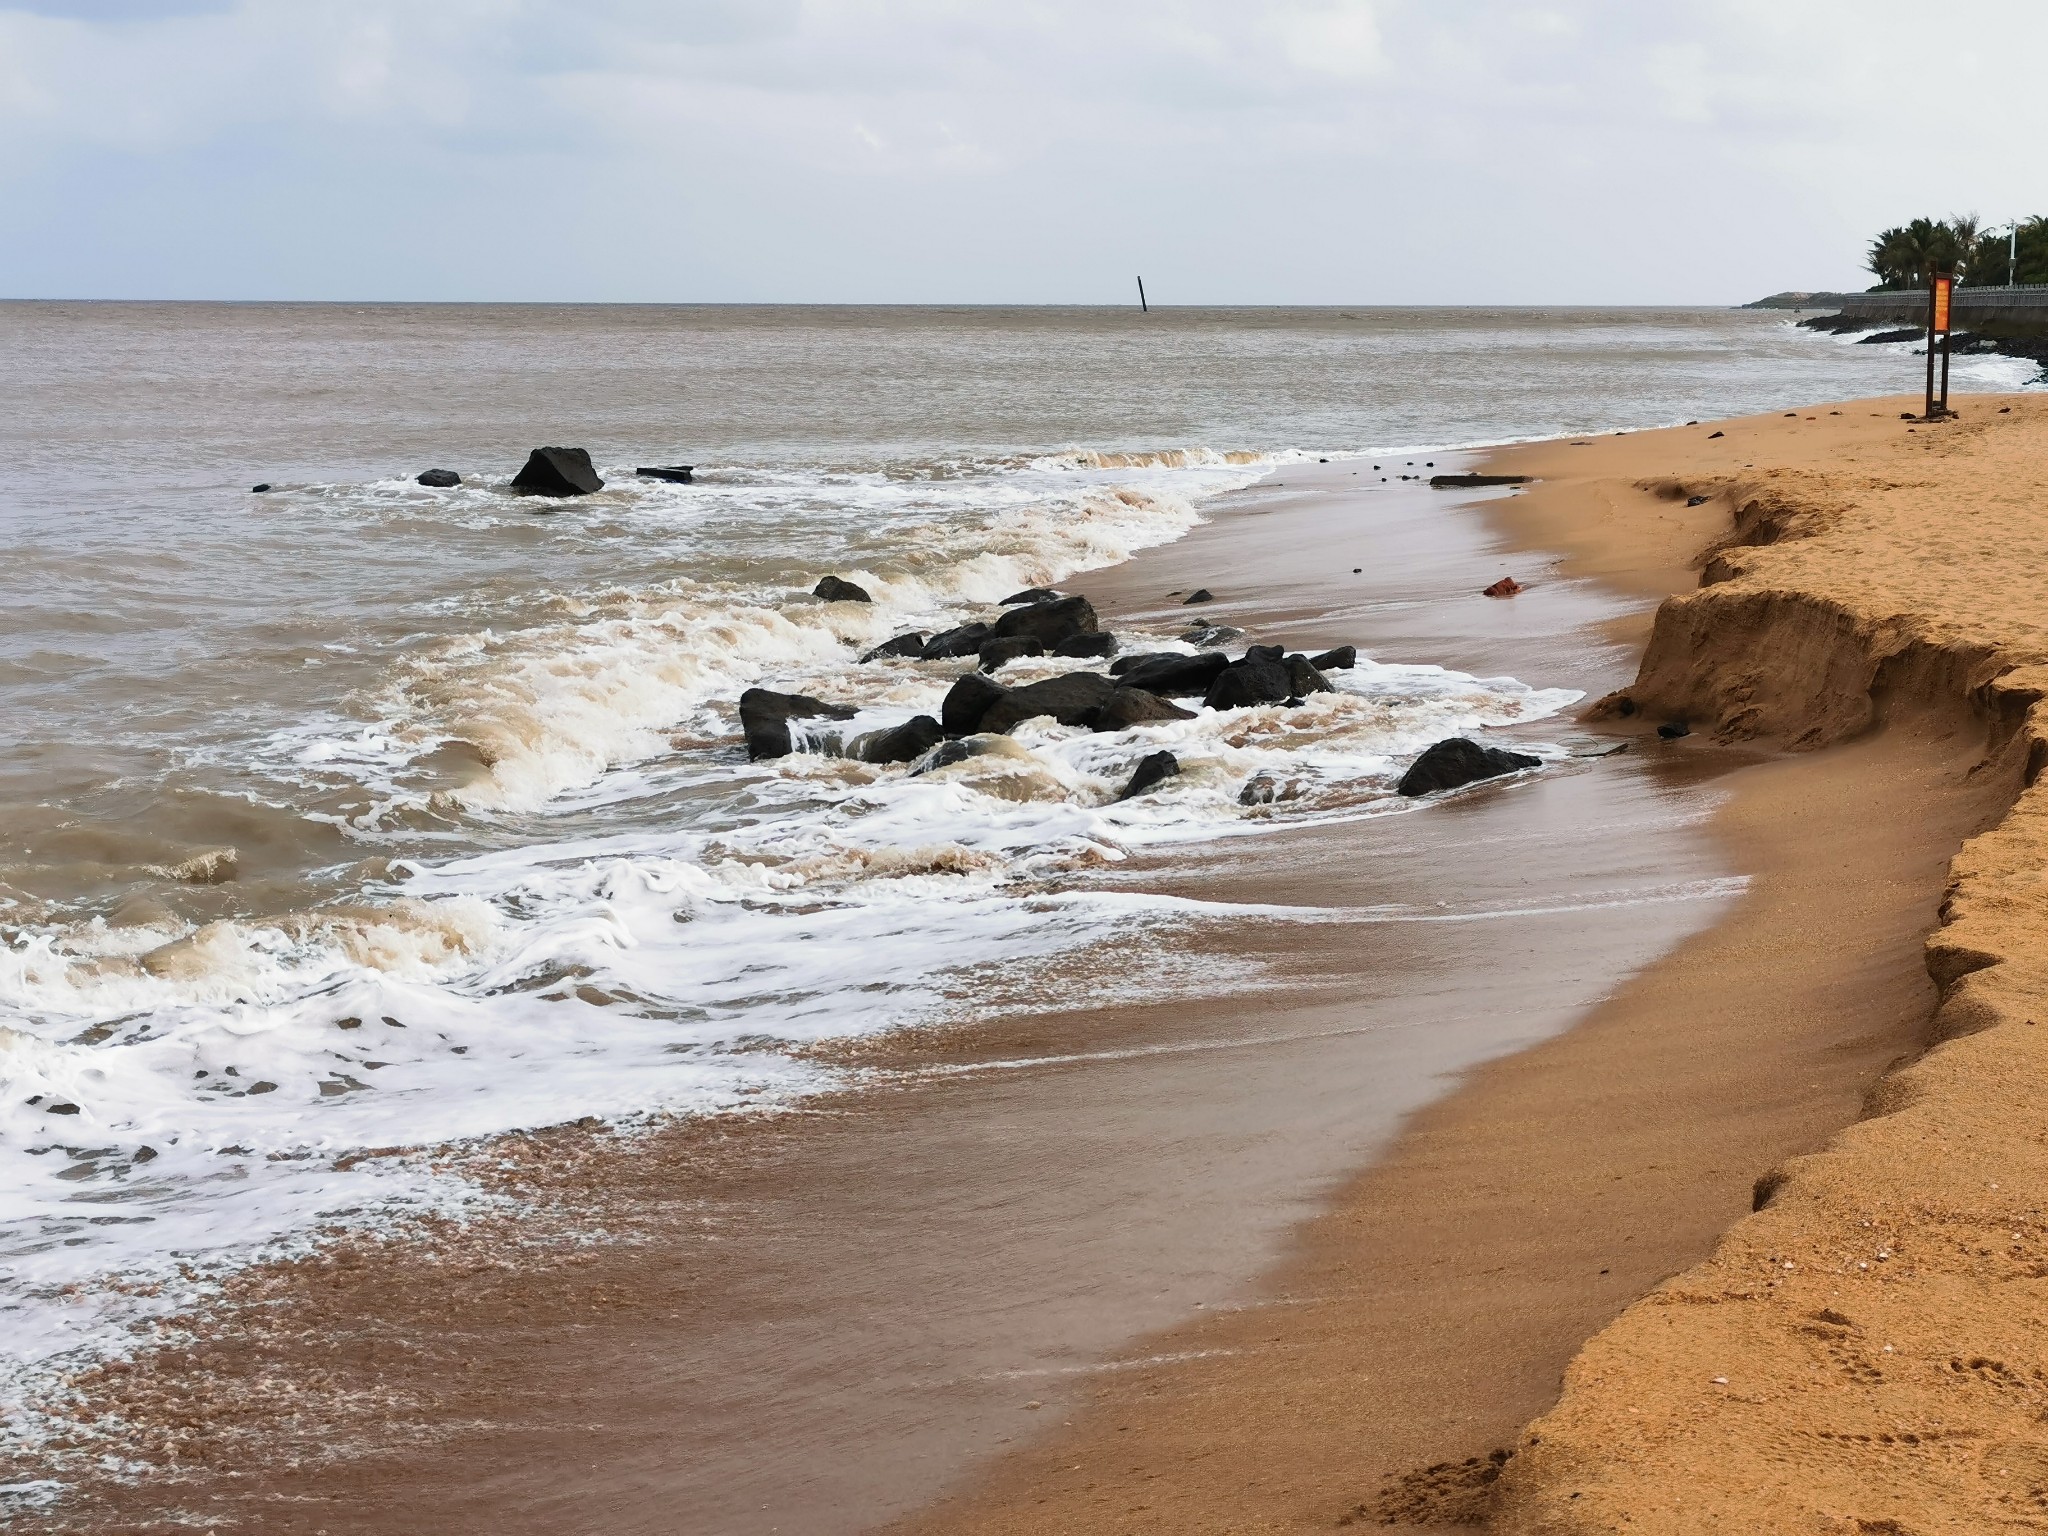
0,440 -> 1585,1445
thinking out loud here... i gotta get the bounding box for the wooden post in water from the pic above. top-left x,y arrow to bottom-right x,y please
1136,276 -> 1148,313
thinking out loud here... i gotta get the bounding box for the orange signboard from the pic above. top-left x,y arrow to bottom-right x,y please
1933,274 -> 1953,333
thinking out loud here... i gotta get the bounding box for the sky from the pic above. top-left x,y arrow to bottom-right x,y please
2,0 -> 2046,305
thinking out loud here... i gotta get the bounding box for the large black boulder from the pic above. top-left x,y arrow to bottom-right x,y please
989,594 -> 1098,649
941,672 -> 1010,736
511,447 -> 604,497
1092,687 -> 1195,731
1001,587 -> 1060,606
1394,738 -> 1541,797
1109,651 -> 1230,696
979,672 -> 1118,734
416,468 -> 461,488
813,576 -> 873,603
738,688 -> 858,761
1117,750 -> 1180,801
978,636 -> 1046,672
1310,645 -> 1357,671
852,715 -> 944,764
1284,653 -> 1334,696
860,632 -> 926,662
1203,645 -> 1293,710
921,622 -> 993,660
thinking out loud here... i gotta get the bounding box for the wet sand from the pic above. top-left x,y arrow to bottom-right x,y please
904,397 -> 2048,1533
20,468 -> 1736,1533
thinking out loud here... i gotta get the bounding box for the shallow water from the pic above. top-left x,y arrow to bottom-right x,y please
0,302 -> 2023,1398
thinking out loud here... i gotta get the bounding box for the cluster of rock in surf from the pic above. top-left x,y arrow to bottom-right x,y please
739,583 -> 1540,803
250,446 -> 693,497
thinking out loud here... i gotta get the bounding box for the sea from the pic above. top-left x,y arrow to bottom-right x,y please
0,301 -> 2032,1421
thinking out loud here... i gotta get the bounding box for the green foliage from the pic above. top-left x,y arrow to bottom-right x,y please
1965,217 -> 2048,288
1868,214 -> 2048,289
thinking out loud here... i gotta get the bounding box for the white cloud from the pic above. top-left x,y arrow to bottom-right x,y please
1,0 -> 2046,301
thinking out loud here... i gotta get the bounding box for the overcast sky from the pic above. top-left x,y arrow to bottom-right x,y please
3,0 -> 2045,304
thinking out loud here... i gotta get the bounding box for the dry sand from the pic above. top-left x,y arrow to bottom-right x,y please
898,394 -> 2048,1534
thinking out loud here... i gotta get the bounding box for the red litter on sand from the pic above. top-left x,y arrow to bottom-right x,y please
1483,577 -> 1524,598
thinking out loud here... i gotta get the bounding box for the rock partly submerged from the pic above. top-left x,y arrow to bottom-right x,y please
1117,750 -> 1180,800
861,632 -> 927,662
738,688 -> 858,761
940,670 -> 1191,736
511,447 -> 603,497
813,575 -> 873,603
849,714 -> 944,764
1395,737 -> 1541,797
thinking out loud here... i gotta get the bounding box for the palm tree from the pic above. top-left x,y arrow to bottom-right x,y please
1865,218 -> 1966,289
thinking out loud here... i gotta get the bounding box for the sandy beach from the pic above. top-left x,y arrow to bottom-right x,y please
23,393 -> 2048,1535
902,394 -> 2048,1533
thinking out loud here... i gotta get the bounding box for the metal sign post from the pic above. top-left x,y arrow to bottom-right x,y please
1925,273 -> 1954,420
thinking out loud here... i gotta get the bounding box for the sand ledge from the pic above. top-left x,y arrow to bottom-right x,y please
1482,395 -> 2048,1533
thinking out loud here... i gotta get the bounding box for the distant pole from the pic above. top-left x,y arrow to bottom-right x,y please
2013,224 -> 2021,288
1136,276 -> 1148,313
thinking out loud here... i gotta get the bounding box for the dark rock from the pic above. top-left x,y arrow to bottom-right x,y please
1310,645 -> 1357,671
1283,654 -> 1334,695
1117,750 -> 1180,801
911,739 -> 980,776
1708,430 -> 1725,439
635,465 -> 694,483
852,715 -> 944,764
978,636 -> 1045,672
1181,623 -> 1245,648
860,632 -> 926,662
251,483 -> 273,493
1685,494 -> 1709,507
738,688 -> 857,761
941,672 -> 1011,736
1657,721 -> 1691,740
1091,687 -> 1196,731
46,1101 -> 80,1115
813,575 -> 873,603
1483,576 -> 1524,598
1856,327 -> 1922,346
1239,773 -> 1277,805
1110,651 -> 1231,696
979,672 -> 1119,734
1203,645 -> 1293,710
416,469 -> 461,488
1054,632 -> 1117,659
990,594 -> 1098,649
1395,738 -> 1541,797
1000,587 -> 1060,606
512,447 -> 604,497
1429,473 -> 1528,488
1182,588 -> 1215,604
921,622 -> 994,659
